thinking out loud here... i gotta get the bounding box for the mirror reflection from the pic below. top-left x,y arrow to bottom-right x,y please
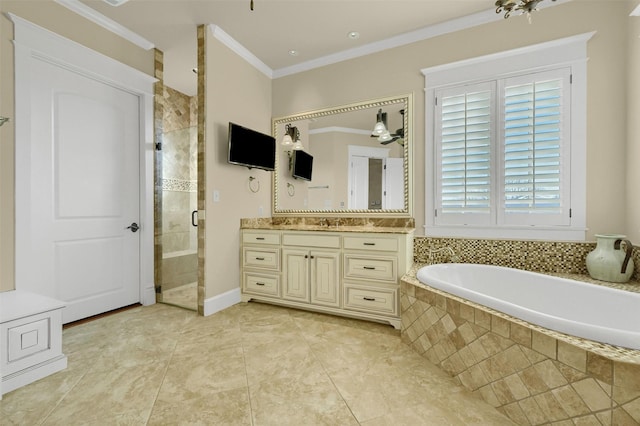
273,94 -> 412,216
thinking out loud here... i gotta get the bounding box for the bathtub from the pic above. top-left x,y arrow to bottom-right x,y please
416,263 -> 640,350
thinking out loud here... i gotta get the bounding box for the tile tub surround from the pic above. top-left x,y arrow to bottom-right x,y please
402,237 -> 640,425
240,216 -> 415,233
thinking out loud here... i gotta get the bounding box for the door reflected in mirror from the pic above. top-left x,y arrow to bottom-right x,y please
273,94 -> 412,217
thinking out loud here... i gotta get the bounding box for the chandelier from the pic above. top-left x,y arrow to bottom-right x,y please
495,0 -> 556,20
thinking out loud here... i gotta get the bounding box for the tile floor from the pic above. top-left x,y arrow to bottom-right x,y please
0,302 -> 515,425
162,282 -> 198,311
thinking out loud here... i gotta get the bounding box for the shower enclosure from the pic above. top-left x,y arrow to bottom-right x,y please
160,86 -> 198,310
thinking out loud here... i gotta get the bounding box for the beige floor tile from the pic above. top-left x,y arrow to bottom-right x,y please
42,363 -> 167,425
157,346 -> 247,403
249,372 -> 359,426
0,301 -> 513,425
147,387 -> 251,425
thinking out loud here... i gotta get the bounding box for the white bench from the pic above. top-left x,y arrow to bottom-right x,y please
0,290 -> 67,397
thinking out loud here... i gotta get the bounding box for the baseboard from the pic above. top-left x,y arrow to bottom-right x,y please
2,355 -> 67,396
203,287 -> 241,316
142,285 -> 156,306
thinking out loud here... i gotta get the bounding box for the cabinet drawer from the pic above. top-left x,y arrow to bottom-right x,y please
344,285 -> 397,316
283,233 -> 340,249
243,248 -> 280,270
343,236 -> 398,252
344,254 -> 396,281
244,272 -> 280,296
242,231 -> 280,245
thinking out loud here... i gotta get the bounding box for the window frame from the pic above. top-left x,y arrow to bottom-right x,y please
422,32 -> 594,241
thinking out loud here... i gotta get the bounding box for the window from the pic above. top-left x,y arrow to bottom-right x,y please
423,33 -> 593,240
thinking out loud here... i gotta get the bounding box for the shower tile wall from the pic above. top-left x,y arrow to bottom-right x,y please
162,86 -> 197,291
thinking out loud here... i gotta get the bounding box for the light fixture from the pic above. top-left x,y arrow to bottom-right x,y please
282,124 -> 304,169
282,124 -> 296,148
371,109 -> 387,136
371,109 -> 405,146
347,31 -> 360,40
288,50 -> 299,56
0,116 -> 9,127
495,0 -> 556,20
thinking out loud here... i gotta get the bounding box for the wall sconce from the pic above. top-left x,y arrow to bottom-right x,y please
282,124 -> 304,151
282,123 -> 304,170
0,116 -> 10,127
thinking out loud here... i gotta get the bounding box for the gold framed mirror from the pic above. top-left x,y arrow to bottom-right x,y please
272,94 -> 413,217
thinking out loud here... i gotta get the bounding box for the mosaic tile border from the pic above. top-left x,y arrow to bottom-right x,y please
162,178 -> 197,192
413,236 -> 639,285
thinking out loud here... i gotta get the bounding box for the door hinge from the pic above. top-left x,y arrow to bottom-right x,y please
155,142 -> 162,151
569,208 -> 572,218
435,209 -> 438,218
570,74 -> 573,84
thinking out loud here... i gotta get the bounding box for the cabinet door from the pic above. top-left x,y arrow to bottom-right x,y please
283,249 -> 309,302
310,250 -> 340,307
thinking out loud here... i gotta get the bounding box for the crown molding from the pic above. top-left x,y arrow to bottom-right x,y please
272,0 -> 572,78
53,0 -> 154,50
208,25 -> 273,79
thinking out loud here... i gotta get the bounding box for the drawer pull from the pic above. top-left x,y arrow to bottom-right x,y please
363,266 -> 376,270
255,237 -> 265,240
256,282 -> 266,286
255,257 -> 265,261
363,242 -> 376,246
363,296 -> 376,301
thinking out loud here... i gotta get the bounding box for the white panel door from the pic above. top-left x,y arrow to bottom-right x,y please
23,57 -> 141,323
349,156 -> 369,209
384,157 -> 405,209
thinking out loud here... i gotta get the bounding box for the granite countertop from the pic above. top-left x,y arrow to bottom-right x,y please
240,217 -> 415,234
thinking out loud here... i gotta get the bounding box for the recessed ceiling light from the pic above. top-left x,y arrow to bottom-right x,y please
347,31 -> 360,40
288,50 -> 299,56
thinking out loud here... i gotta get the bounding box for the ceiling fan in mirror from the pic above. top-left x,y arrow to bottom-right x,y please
371,109 -> 404,145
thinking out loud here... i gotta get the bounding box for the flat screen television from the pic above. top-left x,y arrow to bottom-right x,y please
227,122 -> 276,171
292,150 -> 313,181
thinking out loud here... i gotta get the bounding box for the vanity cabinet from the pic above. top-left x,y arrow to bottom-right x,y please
240,228 -> 413,328
283,249 -> 340,307
241,231 -> 282,298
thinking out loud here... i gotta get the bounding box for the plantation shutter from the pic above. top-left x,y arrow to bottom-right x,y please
500,68 -> 571,226
435,82 -> 494,225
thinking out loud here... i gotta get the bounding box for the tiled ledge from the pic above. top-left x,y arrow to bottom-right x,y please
400,277 -> 640,425
402,266 -> 640,364
240,217 -> 415,234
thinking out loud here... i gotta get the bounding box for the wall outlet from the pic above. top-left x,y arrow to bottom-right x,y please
213,190 -> 220,202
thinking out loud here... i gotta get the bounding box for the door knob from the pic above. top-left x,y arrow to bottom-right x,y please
126,222 -> 140,232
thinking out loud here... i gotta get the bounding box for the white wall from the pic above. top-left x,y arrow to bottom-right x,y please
273,1 -> 634,241
204,29 -> 272,301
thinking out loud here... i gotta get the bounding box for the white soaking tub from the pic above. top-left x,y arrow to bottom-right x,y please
416,263 -> 640,350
